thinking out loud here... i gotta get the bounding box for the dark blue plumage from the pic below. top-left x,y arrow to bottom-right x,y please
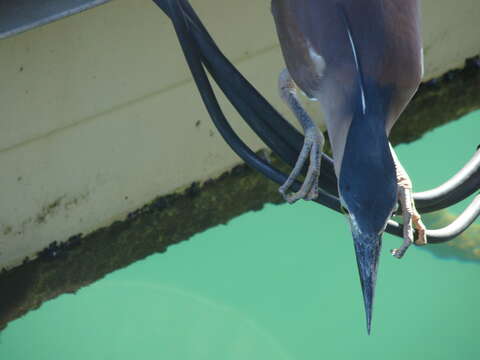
272,0 -> 423,333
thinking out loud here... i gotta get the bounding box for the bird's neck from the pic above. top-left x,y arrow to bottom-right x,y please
338,103 -> 398,234
343,104 -> 392,177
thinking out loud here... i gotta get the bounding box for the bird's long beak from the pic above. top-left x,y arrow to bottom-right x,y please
351,227 -> 382,334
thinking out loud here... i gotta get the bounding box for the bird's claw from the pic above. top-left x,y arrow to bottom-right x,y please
279,127 -> 322,203
391,180 -> 428,259
413,212 -> 427,246
279,182 -> 319,204
390,247 -> 406,259
277,68 -> 324,204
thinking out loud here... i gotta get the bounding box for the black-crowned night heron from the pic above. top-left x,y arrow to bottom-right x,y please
271,0 -> 426,333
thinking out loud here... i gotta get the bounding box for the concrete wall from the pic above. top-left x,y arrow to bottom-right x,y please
1,0 -> 479,270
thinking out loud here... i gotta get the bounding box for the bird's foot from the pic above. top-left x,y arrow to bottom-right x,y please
279,126 -> 323,204
277,68 -> 325,204
390,176 -> 427,259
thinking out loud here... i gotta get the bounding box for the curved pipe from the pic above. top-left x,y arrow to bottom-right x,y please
426,194 -> 480,241
152,0 -> 480,244
415,149 -> 480,213
386,194 -> 480,243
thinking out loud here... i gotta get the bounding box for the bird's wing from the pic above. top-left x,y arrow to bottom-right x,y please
271,0 -> 423,132
271,0 -> 350,99
377,0 -> 423,132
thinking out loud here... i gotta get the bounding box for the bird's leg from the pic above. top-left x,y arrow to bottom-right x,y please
278,69 -> 325,203
389,145 -> 427,259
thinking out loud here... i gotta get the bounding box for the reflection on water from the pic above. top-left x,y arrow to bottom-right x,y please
0,112 -> 479,359
421,210 -> 480,262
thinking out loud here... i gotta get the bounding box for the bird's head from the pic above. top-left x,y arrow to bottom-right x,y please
337,104 -> 398,334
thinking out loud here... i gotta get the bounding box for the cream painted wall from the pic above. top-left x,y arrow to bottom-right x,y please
0,0 -> 479,270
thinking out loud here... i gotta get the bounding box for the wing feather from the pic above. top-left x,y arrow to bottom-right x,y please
271,0 -> 423,131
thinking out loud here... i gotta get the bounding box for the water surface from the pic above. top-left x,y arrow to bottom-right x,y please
1,111 -> 479,359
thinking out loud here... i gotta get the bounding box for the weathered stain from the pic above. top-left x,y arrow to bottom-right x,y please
3,191 -> 90,239
63,192 -> 89,211
0,56 -> 479,332
35,196 -> 65,224
2,225 -> 12,236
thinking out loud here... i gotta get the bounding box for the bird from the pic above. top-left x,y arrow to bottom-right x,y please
271,0 -> 427,333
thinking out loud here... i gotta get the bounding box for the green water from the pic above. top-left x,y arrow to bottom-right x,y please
1,111 -> 479,359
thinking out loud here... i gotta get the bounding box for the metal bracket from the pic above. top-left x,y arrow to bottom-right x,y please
0,0 -> 112,39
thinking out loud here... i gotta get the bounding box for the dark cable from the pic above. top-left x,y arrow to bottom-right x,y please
159,0 -> 342,212
152,0 -> 479,244
165,0 -> 339,196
